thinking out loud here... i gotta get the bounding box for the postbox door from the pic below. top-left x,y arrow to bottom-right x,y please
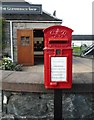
44,48 -> 72,89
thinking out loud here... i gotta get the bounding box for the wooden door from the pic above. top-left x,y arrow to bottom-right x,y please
17,29 -> 34,65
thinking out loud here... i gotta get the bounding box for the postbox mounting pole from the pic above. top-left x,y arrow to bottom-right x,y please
54,89 -> 63,120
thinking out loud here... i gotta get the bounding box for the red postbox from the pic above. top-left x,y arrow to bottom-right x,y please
43,25 -> 73,89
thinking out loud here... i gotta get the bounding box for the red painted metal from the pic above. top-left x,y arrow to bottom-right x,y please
43,25 -> 73,89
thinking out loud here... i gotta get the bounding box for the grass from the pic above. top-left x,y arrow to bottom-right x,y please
72,46 -> 81,56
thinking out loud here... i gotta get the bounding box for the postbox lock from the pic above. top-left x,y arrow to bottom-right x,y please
56,49 -> 61,55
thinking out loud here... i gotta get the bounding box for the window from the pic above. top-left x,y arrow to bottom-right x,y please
21,36 -> 30,46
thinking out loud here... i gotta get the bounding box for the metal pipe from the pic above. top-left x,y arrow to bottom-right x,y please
10,21 -> 13,62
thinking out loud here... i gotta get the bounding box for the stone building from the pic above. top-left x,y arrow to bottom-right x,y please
1,1 -> 62,65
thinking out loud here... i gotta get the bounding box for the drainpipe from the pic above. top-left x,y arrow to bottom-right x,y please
10,21 -> 13,62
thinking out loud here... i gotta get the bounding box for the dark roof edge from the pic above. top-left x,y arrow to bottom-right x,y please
43,10 -> 62,22
1,2 -> 42,6
72,35 -> 94,40
1,1 -> 62,22
5,20 -> 62,23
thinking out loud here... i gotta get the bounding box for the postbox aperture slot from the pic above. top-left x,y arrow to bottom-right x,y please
49,40 -> 68,44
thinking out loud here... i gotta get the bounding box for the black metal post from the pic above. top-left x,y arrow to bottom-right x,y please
54,89 -> 62,120
2,90 -> 3,112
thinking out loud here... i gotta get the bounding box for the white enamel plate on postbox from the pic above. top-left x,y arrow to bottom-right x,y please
51,57 -> 67,82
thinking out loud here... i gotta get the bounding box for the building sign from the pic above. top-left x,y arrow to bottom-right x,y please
1,2 -> 42,14
51,57 -> 67,82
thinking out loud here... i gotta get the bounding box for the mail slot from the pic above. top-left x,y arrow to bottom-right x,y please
43,25 -> 73,89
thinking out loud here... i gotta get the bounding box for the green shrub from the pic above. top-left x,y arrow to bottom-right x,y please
1,57 -> 23,71
2,57 -> 15,70
0,18 -> 6,50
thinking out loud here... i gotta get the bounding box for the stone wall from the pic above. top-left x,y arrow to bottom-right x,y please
3,22 -> 11,57
1,91 -> 94,120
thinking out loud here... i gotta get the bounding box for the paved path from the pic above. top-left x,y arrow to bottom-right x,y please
22,56 -> 93,73
73,57 -> 93,73
0,57 -> 93,93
